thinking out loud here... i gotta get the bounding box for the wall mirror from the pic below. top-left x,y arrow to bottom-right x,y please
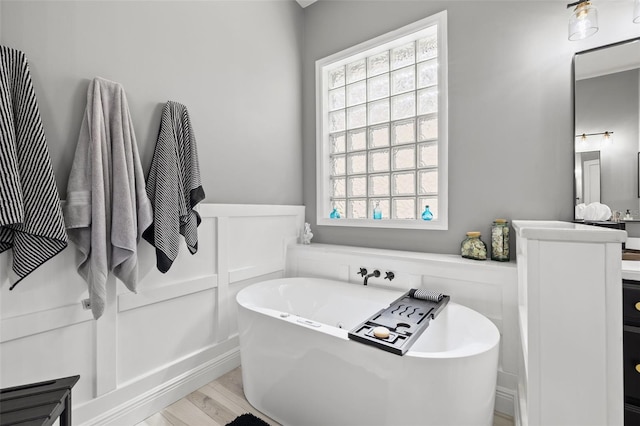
575,150 -> 601,205
574,38 -> 640,222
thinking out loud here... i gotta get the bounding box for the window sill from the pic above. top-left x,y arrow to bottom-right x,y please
316,217 -> 448,230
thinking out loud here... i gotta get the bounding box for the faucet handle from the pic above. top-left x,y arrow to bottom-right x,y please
385,271 -> 395,281
358,267 -> 368,277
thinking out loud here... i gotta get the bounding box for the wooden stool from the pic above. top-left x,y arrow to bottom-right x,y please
0,375 -> 80,426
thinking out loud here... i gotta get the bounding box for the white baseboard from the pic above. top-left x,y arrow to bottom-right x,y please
495,385 -> 516,419
514,383 -> 527,426
78,345 -> 241,426
76,343 -> 516,426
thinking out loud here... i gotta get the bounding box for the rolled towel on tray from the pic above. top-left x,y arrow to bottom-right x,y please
409,288 -> 444,302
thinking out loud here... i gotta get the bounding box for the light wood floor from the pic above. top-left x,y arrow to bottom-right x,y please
136,367 -> 515,426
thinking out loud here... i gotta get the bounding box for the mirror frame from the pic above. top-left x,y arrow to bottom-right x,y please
572,36 -> 640,221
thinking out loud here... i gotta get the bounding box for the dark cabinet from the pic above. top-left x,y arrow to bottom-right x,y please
623,280 -> 640,424
626,403 -> 640,425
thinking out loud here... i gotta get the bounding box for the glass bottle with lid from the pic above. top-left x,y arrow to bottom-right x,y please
461,231 -> 487,260
491,219 -> 510,261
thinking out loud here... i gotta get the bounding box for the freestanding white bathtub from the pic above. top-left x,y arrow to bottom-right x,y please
236,277 -> 500,426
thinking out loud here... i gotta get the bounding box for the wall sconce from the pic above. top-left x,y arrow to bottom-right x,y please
567,0 -> 599,41
577,131 -> 614,143
635,0 -> 640,23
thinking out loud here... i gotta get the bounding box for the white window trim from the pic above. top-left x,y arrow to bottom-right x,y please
315,11 -> 448,230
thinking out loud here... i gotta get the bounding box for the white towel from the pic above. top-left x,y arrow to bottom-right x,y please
0,46 -> 68,288
143,101 -> 204,273
63,77 -> 152,319
582,202 -> 612,222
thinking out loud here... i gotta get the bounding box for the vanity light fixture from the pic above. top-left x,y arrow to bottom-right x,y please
634,0 -> 640,23
567,0 -> 599,41
576,131 -> 614,142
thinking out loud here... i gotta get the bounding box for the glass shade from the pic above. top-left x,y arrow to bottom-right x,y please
635,0 -> 640,23
568,2 -> 598,41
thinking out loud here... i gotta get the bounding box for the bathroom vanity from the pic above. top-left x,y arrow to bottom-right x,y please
621,262 -> 640,423
513,220 -> 625,426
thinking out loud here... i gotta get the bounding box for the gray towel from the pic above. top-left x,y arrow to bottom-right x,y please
0,45 -> 68,288
143,101 -> 204,273
64,77 -> 152,319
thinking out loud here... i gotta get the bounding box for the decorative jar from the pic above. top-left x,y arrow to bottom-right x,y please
491,219 -> 510,261
461,232 -> 487,260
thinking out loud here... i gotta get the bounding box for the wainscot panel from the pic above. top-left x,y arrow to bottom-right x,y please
0,203 -> 305,426
0,320 -> 96,405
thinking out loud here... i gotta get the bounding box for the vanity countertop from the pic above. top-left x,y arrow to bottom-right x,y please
513,220 -> 627,243
623,261 -> 640,281
622,238 -> 640,280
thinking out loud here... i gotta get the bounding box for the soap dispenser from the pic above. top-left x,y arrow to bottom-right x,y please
625,209 -> 633,220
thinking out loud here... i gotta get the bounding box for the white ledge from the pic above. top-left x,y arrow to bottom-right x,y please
198,203 -> 304,218
289,243 -> 516,271
512,220 -> 626,243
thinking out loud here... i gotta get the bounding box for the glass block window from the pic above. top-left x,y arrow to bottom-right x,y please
316,11 -> 448,230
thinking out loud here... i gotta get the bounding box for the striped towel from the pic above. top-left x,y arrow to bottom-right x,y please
64,77 -> 153,319
0,46 -> 68,289
143,101 -> 205,273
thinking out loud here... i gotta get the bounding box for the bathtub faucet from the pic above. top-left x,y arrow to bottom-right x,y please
361,269 -> 380,286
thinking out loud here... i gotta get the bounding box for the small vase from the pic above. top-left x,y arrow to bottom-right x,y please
373,201 -> 382,220
421,205 -> 434,221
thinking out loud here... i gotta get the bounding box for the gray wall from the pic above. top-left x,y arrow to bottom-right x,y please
3,0 -> 640,255
576,69 -> 639,215
302,0 -> 640,254
0,0 -> 304,205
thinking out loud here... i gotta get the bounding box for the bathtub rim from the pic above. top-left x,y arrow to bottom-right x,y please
236,276 -> 500,360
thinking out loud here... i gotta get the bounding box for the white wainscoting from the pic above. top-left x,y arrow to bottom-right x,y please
0,204 -> 304,426
285,243 -> 519,418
